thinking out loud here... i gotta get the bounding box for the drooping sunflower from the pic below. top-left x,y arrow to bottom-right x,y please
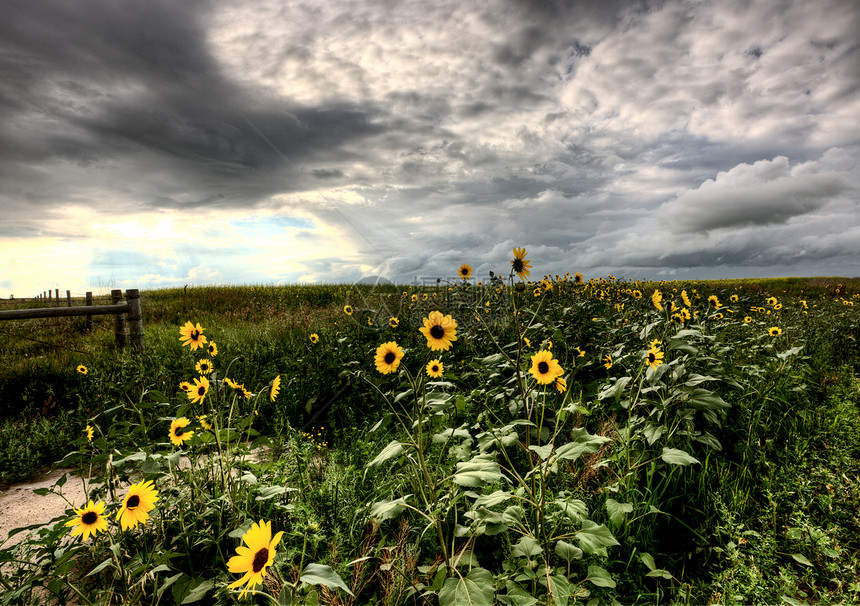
169,417 -> 194,446
227,519 -> 284,598
555,376 -> 567,393
207,341 -> 218,357
681,290 -> 692,307
603,354 -> 613,370
76,365 -> 88,375
65,500 -> 108,541
646,344 -> 664,370
179,321 -> 207,350
529,350 -> 564,385
187,376 -> 209,404
419,311 -> 458,351
426,359 -> 443,378
651,290 -> 663,311
768,326 -> 782,337
270,375 -> 281,402
458,264 -> 473,280
511,247 -> 532,281
116,479 -> 159,531
195,359 -> 213,375
374,341 -> 405,374
197,415 -> 213,430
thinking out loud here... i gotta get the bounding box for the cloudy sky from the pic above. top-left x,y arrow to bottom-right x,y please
2,0 -> 859,298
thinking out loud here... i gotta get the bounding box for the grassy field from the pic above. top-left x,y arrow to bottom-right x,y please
0,270 -> 858,604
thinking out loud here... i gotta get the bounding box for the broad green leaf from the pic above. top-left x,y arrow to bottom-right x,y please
660,448 -> 699,466
512,535 -> 543,558
453,455 -> 502,487
433,428 -> 471,443
438,567 -> 495,606
473,490 -> 513,508
369,496 -> 411,520
367,440 -> 403,468
156,573 -> 183,602
554,540 -> 583,563
528,443 -> 554,460
498,581 -> 539,606
554,497 -> 587,523
300,563 -> 354,596
640,552 -> 657,571
546,574 -> 571,606
552,428 -> 610,462
791,553 -> 814,567
598,376 -> 631,402
586,565 -> 616,588
605,498 -> 633,528
684,373 -> 717,386
575,520 -> 620,557
181,579 -> 214,603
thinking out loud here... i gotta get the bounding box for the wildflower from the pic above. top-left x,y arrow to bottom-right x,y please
523,336 -> 531,348
419,311 -> 458,351
730,294 -> 739,303
529,350 -> 564,385
574,273 -> 583,284
603,354 -> 613,370
389,317 -> 399,328
197,415 -> 212,430
766,297 -> 778,306
85,425 -> 94,442
411,294 -> 418,303
426,359 -> 444,378
227,520 -> 284,598
65,500 -> 108,541
555,377 -> 567,393
116,480 -> 159,531
343,305 -> 353,315
187,376 -> 209,404
178,381 -> 192,393
76,365 -> 88,375
375,341 -> 405,374
270,375 -> 281,402
511,247 -> 532,281
681,290 -> 691,307
574,346 -> 585,357
632,290 -> 642,299
708,295 -> 721,309
458,264 -> 473,280
651,290 -> 663,311
769,326 -> 782,337
744,316 -> 752,323
646,343 -> 664,370
179,322 -> 207,350
195,359 -> 213,375
533,288 -> 542,297
169,417 -> 194,446
207,341 -> 218,357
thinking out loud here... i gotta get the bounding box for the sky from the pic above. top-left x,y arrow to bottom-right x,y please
2,0 -> 859,298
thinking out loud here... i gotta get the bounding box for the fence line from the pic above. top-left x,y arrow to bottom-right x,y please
0,289 -> 144,352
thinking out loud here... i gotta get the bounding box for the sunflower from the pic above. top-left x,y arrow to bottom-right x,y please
309,333 -> 319,344
646,344 -> 664,370
197,415 -> 212,430
85,425 -> 94,442
374,341 -> 405,374
419,311 -> 458,351
529,350 -> 564,385
187,376 -> 209,404
511,247 -> 532,280
227,519 -> 284,598
744,316 -> 752,323
574,272 -> 583,284
632,290 -> 642,299
523,336 -> 531,348
343,305 -> 353,316
681,290 -> 691,307
651,290 -> 663,311
178,381 -> 192,393
603,354 -> 613,370
65,500 -> 108,541
270,375 -> 281,402
195,359 -> 213,375
389,317 -> 399,328
555,377 -> 567,393
76,365 -> 88,375
179,322 -> 207,350
116,480 -> 159,531
458,264 -> 473,280
169,418 -> 194,446
207,341 -> 218,357
766,297 -> 778,307
426,359 -> 443,378
768,326 -> 782,337
708,295 -> 721,309
574,346 -> 585,357
730,294 -> 739,303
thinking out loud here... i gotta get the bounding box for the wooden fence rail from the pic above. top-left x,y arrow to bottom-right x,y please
0,289 -> 143,352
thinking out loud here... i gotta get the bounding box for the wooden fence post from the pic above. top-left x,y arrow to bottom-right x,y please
55,288 -> 59,305
112,289 -> 127,349
66,290 -> 72,307
126,289 -> 144,353
85,292 -> 93,332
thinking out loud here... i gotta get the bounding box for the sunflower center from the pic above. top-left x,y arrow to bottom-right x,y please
429,325 -> 445,339
252,547 -> 269,573
175,427 -> 185,437
432,365 -> 439,372
197,386 -> 206,396
512,259 -> 524,272
384,352 -> 396,364
648,352 -> 656,363
82,511 -> 98,525
537,361 -> 549,374
126,495 -> 140,510
191,330 -> 199,340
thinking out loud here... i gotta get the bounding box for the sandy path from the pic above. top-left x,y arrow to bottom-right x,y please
0,467 -> 84,548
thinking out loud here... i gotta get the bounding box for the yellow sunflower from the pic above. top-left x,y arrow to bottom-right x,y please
766,297 -> 778,307
343,305 -> 353,315
178,321 -> 207,350
511,247 -> 532,281
529,350 -> 564,385
730,294 -> 739,303
768,326 -> 782,337
169,417 -> 194,446
207,341 -> 218,357
681,290 -> 691,307
227,520 -> 284,598
195,359 -> 213,375
309,333 -> 319,344
76,365 -> 88,375
574,272 -> 583,284
555,377 -> 567,393
603,354 -> 613,370
65,500 -> 108,541
85,425 -> 94,442
197,415 -> 212,430
646,344 -> 664,370
458,264 -> 473,280
651,290 -> 663,311
116,480 -> 159,531
419,311 -> 458,351
178,381 -> 192,394
374,341 -> 405,374
744,316 -> 752,323
708,295 -> 721,309
187,376 -> 209,404
270,375 -> 281,402
389,317 -> 399,328
426,359 -> 444,378
632,290 -> 642,299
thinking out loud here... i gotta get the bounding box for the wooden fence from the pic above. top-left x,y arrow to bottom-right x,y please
0,289 -> 144,352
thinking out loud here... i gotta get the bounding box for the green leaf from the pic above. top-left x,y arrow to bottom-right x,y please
300,563 -> 354,596
554,497 -> 587,523
512,535 -> 543,558
605,498 -> 633,528
181,579 -> 214,603
367,440 -> 403,468
157,573 -> 183,601
498,581 -> 538,606
546,574 -> 571,606
660,448 -> 699,466
791,553 -> 814,567
598,376 -> 631,402
684,373 -> 717,386
552,428 -> 610,463
554,540 -> 583,563
369,496 -> 412,520
472,489 -> 513,508
439,567 -> 495,606
453,455 -> 502,487
528,443 -> 554,460
586,564 -> 616,588
575,520 -> 620,557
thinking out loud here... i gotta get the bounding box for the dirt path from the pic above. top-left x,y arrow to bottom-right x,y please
0,467 -> 83,548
